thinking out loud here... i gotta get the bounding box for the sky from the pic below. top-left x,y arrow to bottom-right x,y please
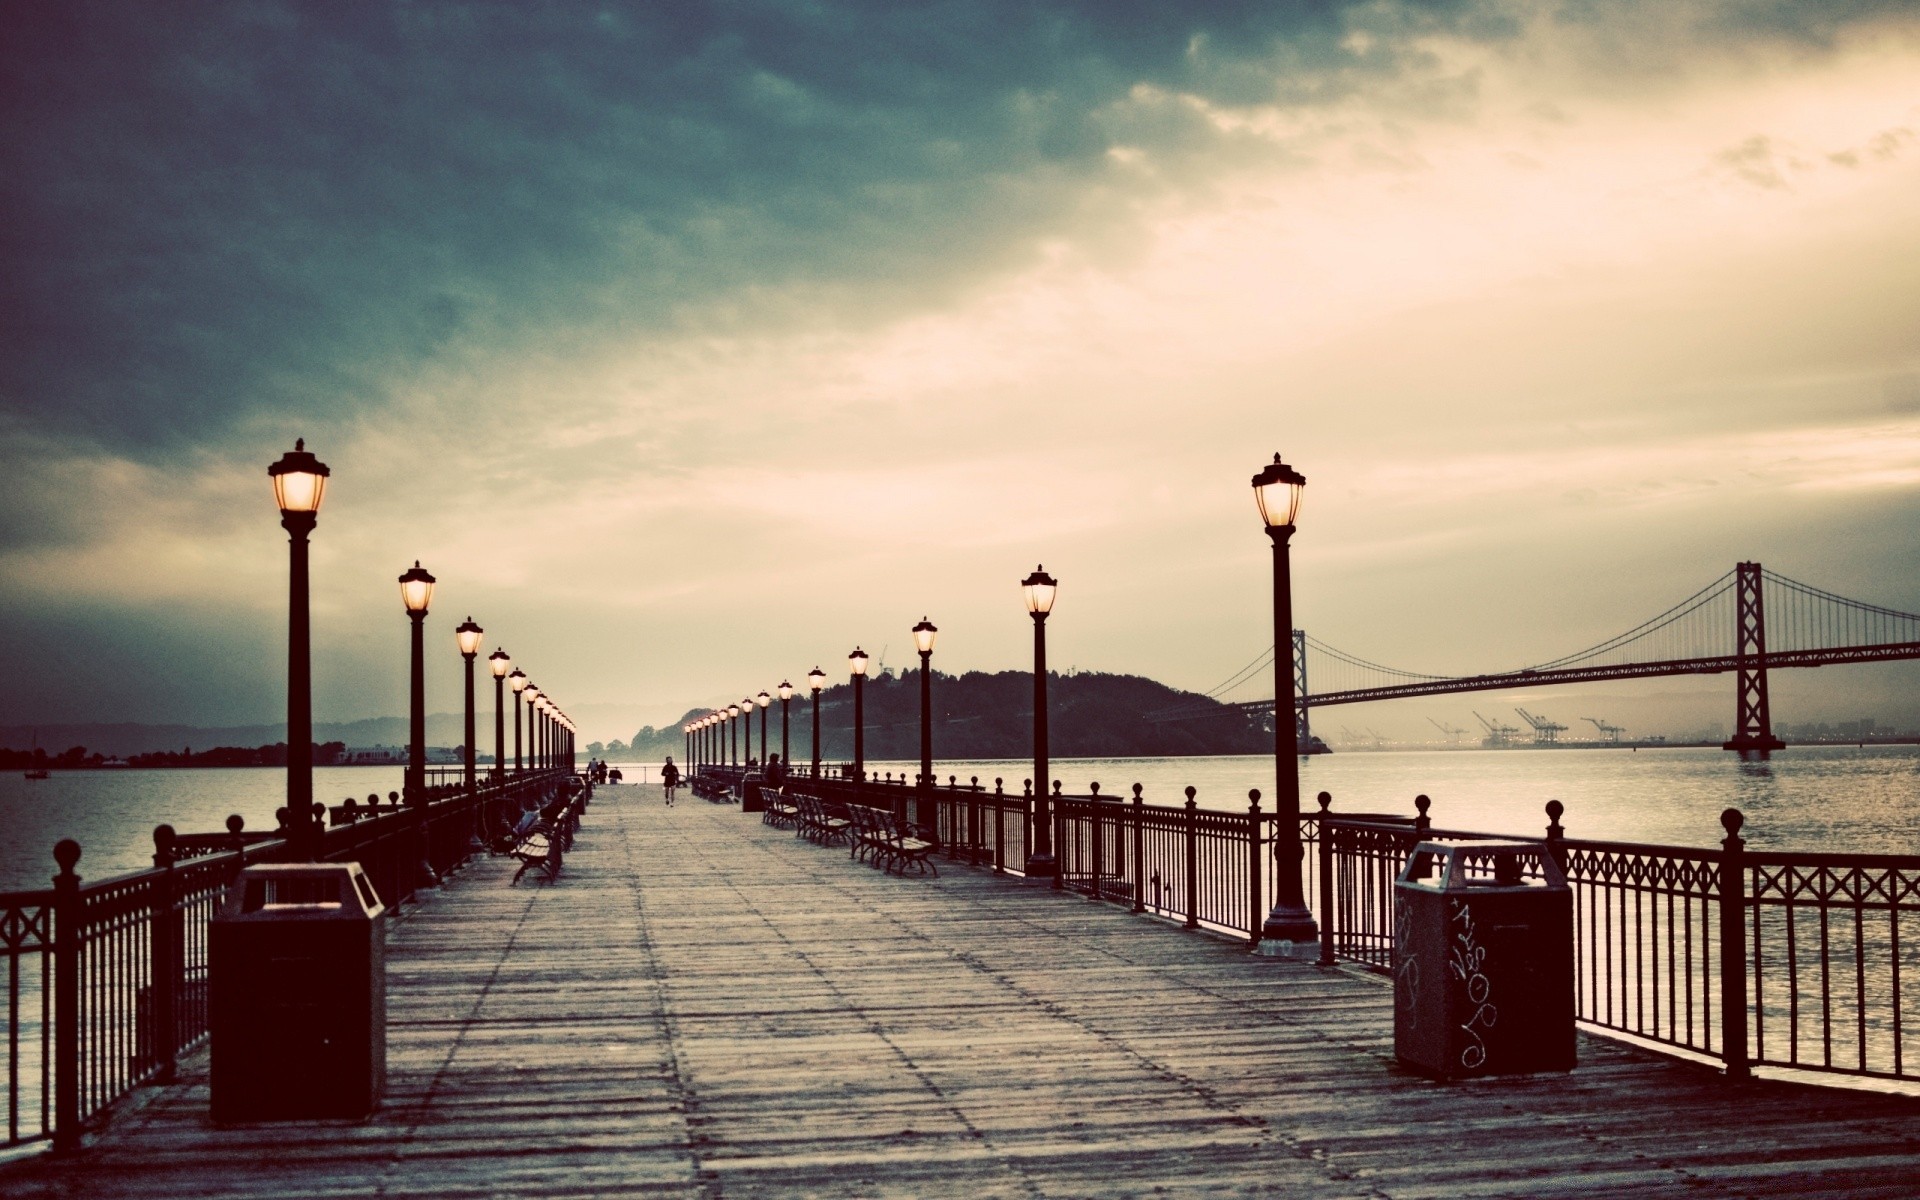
3,0 -> 1918,746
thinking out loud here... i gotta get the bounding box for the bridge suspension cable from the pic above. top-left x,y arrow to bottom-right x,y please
1199,565 -> 1920,706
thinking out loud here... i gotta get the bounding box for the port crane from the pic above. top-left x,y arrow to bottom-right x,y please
1584,716 -> 1625,744
1515,707 -> 1568,745
1427,718 -> 1469,745
1474,711 -> 1523,748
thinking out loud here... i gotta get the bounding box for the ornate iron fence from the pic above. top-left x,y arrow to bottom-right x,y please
0,768 -> 574,1151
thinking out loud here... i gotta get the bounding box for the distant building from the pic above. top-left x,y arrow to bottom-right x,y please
342,745 -> 462,765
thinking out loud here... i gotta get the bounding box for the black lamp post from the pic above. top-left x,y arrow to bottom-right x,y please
849,648 -> 869,781
756,690 -> 770,767
729,703 -> 741,766
508,668 -> 527,772
912,618 -> 937,824
456,618 -> 483,795
807,667 -> 825,777
1021,566 -> 1057,877
1253,453 -> 1318,953
399,562 -> 436,802
778,680 -> 792,773
268,439 -> 329,860
524,681 -> 541,773
488,649 -> 510,782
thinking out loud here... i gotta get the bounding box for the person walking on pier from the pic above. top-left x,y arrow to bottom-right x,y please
661,756 -> 680,805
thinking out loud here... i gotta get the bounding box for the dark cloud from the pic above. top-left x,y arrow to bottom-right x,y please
0,0 -> 1478,459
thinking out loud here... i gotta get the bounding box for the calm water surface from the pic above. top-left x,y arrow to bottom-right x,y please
5,748 -> 1917,892
0,765 -> 403,892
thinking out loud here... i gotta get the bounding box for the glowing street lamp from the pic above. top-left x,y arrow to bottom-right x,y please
1252,453 -> 1317,954
488,649 -> 511,782
508,668 -> 528,773
1021,565 -> 1058,877
806,667 -> 826,777
455,618 -> 483,794
912,618 -> 937,819
778,680 -> 793,774
849,648 -> 869,781
269,439 -> 329,859
398,562 -> 436,802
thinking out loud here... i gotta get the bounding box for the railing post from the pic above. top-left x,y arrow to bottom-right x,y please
1720,808 -> 1751,1081
994,779 -> 1006,873
1248,790 -> 1263,949
1317,792 -> 1335,966
1183,787 -> 1199,930
1413,794 -> 1431,836
969,777 -> 981,865
1089,783 -> 1104,898
1545,799 -> 1567,873
1132,784 -> 1146,914
52,839 -> 81,1153
150,825 -> 179,1084
1052,781 -> 1066,890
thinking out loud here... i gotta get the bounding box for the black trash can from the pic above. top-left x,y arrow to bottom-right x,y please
1393,841 -> 1574,1079
740,772 -> 765,813
210,862 -> 386,1122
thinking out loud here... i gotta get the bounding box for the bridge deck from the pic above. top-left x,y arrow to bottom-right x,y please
8,788 -> 1920,1198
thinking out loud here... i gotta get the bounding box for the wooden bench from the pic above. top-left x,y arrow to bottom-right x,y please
838,803 -> 937,876
794,793 -> 851,846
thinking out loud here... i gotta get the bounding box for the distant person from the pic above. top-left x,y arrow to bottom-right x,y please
609,766 -> 623,785
661,756 -> 680,805
765,753 -> 786,790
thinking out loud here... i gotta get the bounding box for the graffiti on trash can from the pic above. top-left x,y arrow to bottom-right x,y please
1448,899 -> 1498,1070
1393,894 -> 1420,1034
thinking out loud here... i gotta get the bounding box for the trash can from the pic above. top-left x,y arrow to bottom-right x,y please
740,772 -> 765,812
1393,841 -> 1574,1079
210,862 -> 386,1122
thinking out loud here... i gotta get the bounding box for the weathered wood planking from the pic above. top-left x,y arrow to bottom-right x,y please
5,787 -> 1920,1198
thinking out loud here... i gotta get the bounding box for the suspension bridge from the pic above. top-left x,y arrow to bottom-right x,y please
1158,562 -> 1920,753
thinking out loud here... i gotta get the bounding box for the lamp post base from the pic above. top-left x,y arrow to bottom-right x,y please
1023,852 -> 1056,880
1257,905 -> 1318,955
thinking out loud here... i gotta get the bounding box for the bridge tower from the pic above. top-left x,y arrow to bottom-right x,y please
1723,561 -> 1787,754
1292,629 -> 1324,755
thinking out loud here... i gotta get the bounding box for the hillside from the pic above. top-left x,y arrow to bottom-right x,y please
612,670 -> 1266,764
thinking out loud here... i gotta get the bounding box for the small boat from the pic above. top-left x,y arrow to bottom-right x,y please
24,767 -> 49,780
23,728 -> 49,778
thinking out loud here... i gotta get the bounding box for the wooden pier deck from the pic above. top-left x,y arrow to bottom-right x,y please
7,787 -> 1920,1198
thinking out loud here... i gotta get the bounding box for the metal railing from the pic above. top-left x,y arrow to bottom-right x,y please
697,763 -> 1920,1086
0,768 -> 575,1151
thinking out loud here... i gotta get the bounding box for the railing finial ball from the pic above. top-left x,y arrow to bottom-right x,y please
227,814 -> 245,834
1545,798 -> 1564,822
1414,794 -> 1431,815
154,823 -> 176,850
53,839 -> 81,872
1133,782 -> 1144,798
1184,785 -> 1197,801
1721,807 -> 1745,836
1248,788 -> 1261,804
1317,791 -> 1332,812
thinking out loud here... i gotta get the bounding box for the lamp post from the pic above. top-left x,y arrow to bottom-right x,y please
398,562 -> 436,802
743,698 -> 755,766
729,703 -> 741,766
807,667 -> 825,777
508,669 -> 527,772
524,682 -> 541,773
756,690 -> 771,767
456,618 -> 483,795
849,648 -> 869,781
1021,566 -> 1057,877
1253,453 -> 1318,953
912,618 -> 937,824
488,649 -> 510,782
268,439 -> 328,860
778,680 -> 792,773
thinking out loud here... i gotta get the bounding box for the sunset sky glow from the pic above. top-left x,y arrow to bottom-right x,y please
3,1 -> 1917,742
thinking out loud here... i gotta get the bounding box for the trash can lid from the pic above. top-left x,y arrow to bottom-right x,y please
1396,841 -> 1567,892
217,862 -> 386,921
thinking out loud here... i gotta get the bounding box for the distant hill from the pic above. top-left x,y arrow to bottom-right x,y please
8,670 -> 1269,766
0,714 -> 478,759
608,670 -> 1266,765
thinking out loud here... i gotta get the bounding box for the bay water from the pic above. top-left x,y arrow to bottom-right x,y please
4,747 -> 1916,894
